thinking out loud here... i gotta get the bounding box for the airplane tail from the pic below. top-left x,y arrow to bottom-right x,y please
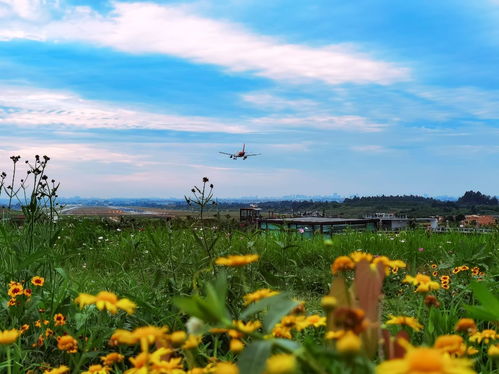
242,144 -> 245,152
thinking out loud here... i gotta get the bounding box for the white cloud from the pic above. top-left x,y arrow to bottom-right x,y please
251,115 -> 387,132
0,0 -> 59,20
0,1 -> 410,85
0,84 -> 387,133
350,145 -> 389,153
414,86 -> 499,119
0,85 -> 250,133
241,93 -> 318,110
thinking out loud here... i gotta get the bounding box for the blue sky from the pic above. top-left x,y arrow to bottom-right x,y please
0,0 -> 498,198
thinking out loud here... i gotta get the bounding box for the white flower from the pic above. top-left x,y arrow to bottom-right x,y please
186,317 -> 205,335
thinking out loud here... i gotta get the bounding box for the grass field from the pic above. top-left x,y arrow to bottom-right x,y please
0,216 -> 498,373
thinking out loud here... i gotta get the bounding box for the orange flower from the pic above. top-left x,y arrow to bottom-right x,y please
455,319 -> 476,334
434,334 -> 465,356
8,282 -> 23,298
349,251 -> 373,263
386,315 -> 423,332
215,254 -> 259,267
75,291 -> 136,314
100,352 -> 125,366
54,313 -> 66,326
243,289 -> 279,305
57,335 -> 78,353
376,345 -> 475,374
31,276 -> 45,287
0,329 -> 20,344
331,256 -> 355,274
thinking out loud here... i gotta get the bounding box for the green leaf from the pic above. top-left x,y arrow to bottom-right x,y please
241,293 -> 292,320
470,281 -> 499,318
263,298 -> 299,333
173,296 -> 205,320
464,305 -> 499,322
273,338 -> 300,352
238,340 -> 273,374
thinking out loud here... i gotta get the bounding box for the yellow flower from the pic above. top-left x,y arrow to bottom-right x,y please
389,260 -> 407,269
0,329 -> 20,345
233,320 -> 262,334
215,254 -> 259,267
182,334 -> 201,350
74,293 -> 97,307
75,291 -> 136,314
82,365 -> 110,374
132,326 -> 170,351
321,296 -> 337,310
331,256 -> 355,274
305,315 -> 326,328
373,256 -> 391,267
454,319 -> 476,334
336,331 -> 362,354
469,329 -> 498,344
265,354 -> 297,374
170,330 -> 187,346
149,349 -> 183,371
488,344 -> 499,358
214,362 -> 239,374
125,351 -> 149,374
416,281 -> 440,293
325,330 -> 346,340
31,276 -> 45,287
349,251 -> 373,263
376,346 -> 475,374
109,329 -> 137,345
43,366 -> 70,374
230,339 -> 244,352
434,335 -> 465,356
403,273 -> 439,293
56,335 -> 78,353
272,325 -> 292,339
402,275 -> 418,286
8,282 -> 23,298
386,316 -> 423,332
20,324 -> 29,334
243,289 -> 279,305
54,313 -> 66,326
101,352 -> 125,366
116,298 -> 137,314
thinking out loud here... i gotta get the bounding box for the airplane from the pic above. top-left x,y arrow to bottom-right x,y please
219,144 -> 261,160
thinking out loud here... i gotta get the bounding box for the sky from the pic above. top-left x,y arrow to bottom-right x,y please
0,0 -> 498,198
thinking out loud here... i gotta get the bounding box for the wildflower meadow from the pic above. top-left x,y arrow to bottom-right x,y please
1,158 -> 498,374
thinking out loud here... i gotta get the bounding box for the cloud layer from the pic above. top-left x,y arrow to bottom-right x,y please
0,1 -> 410,85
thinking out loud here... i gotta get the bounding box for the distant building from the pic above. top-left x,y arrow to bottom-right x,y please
462,215 -> 497,227
258,217 -> 378,237
240,207 -> 261,223
364,213 -> 438,231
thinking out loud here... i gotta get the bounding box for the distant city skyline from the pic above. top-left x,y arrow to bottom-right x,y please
1,0 -> 498,197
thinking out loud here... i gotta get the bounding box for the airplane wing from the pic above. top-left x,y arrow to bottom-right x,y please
219,152 -> 233,156
244,153 -> 261,157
